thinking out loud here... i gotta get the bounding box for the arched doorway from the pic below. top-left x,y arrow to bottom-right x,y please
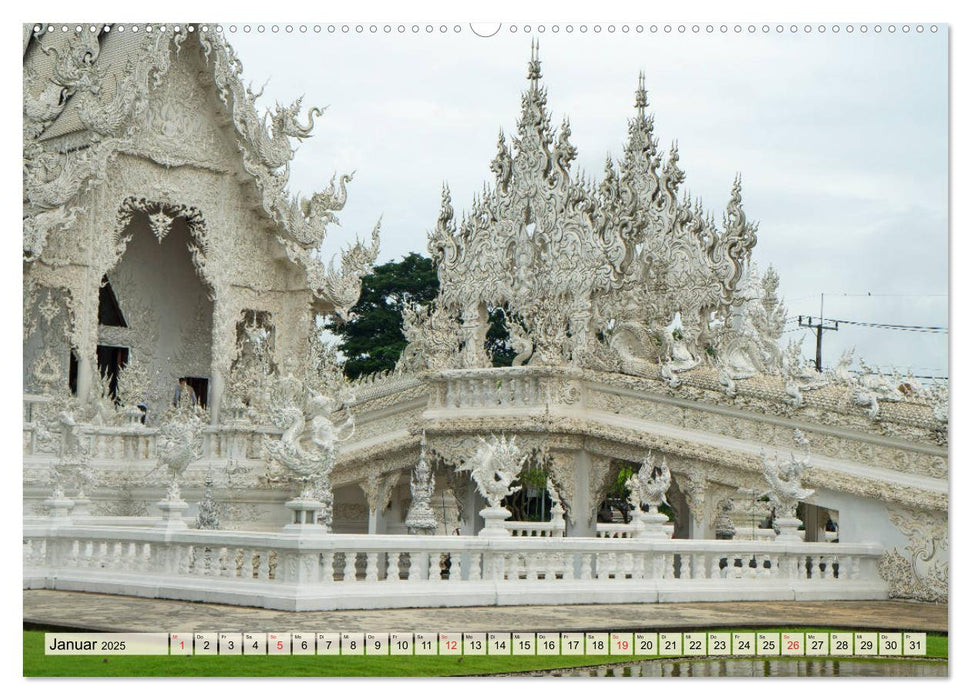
99,200 -> 214,422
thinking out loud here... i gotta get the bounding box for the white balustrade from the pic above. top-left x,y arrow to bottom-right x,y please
505,520 -> 566,537
23,519 -> 888,611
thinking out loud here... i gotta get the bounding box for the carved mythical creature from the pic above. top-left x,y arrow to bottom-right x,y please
468,434 -> 528,509
760,430 -> 814,519
245,95 -> 322,171
626,453 -> 671,512
262,372 -> 354,516
156,403 -> 205,501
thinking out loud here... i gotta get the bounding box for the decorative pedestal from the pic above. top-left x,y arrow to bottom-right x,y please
549,503 -> 567,536
478,506 -> 512,537
283,498 -> 327,532
44,497 -> 74,521
774,517 -> 803,542
122,405 -> 144,426
71,496 -> 92,517
156,499 -> 190,530
635,508 -> 670,540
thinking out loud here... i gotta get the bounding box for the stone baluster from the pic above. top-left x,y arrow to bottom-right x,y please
343,551 -> 357,582
692,554 -> 706,580
217,547 -> 229,577
468,553 -> 482,581
365,552 -> 379,582
526,554 -> 538,581
386,552 -> 400,582
430,552 -> 444,581
140,543 -> 152,572
407,552 -> 422,580
742,554 -> 759,579
320,551 -> 334,582
242,550 -> 256,579
79,540 -> 93,568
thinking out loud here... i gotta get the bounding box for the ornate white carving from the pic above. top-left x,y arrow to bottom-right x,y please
155,398 -> 205,501
761,429 -> 814,540
261,371 -> 354,528
627,453 -> 671,512
466,434 -> 528,509
879,505 -> 948,603
405,433 -> 438,534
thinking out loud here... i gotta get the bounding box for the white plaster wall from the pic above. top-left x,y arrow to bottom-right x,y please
810,487 -> 902,549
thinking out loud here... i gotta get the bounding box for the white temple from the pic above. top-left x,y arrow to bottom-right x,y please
23,28 -> 948,610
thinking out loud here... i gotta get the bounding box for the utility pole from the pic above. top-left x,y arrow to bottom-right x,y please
798,293 -> 839,372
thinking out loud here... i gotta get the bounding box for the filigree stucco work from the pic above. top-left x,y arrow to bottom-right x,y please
24,25 -> 379,420
879,505 -> 948,603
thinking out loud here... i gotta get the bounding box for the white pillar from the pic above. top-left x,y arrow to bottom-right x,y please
209,366 -> 224,425
569,451 -> 596,537
76,353 -> 95,404
368,506 -> 388,535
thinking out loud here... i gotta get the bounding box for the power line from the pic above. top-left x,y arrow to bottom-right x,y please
812,318 -> 948,334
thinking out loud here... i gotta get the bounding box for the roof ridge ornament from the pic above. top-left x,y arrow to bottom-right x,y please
528,38 -> 542,85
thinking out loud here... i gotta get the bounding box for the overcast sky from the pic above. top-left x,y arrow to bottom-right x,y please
227,26 -> 948,377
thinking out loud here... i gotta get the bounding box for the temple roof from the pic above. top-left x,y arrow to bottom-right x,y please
23,24 -> 379,318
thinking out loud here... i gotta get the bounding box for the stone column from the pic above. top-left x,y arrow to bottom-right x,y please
570,451 -> 597,537
209,367 -> 224,425
75,353 -> 95,404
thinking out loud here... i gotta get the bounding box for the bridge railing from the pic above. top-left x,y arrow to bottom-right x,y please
23,520 -> 887,611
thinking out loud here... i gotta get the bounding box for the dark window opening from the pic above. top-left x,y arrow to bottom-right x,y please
96,345 -> 130,402
177,376 -> 209,409
98,276 -> 127,327
68,350 -> 78,396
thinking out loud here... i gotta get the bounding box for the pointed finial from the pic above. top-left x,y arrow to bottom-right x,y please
528,38 -> 542,85
635,71 -> 648,114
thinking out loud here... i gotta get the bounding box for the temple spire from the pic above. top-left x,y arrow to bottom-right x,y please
635,71 -> 647,118
528,39 -> 542,88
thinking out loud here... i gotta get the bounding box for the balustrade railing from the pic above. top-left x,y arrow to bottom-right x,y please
596,523 -> 675,538
22,411 -> 282,463
23,520 -> 887,611
506,520 -> 566,537
428,367 -> 580,411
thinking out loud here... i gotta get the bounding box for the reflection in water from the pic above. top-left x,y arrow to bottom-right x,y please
534,659 -> 947,678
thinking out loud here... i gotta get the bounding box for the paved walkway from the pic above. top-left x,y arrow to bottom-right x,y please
23,591 -> 947,633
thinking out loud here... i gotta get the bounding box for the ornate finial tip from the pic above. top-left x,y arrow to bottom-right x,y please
527,43 -> 542,82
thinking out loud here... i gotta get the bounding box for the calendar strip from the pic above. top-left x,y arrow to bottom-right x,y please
42,631 -> 929,657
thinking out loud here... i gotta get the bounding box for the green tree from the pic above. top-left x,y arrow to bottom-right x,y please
325,253 -> 439,379
327,253 -> 518,378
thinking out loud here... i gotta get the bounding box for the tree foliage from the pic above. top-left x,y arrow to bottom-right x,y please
324,253 -> 439,379
326,253 -> 519,378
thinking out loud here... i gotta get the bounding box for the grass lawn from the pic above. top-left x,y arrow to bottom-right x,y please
23,628 -> 947,677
